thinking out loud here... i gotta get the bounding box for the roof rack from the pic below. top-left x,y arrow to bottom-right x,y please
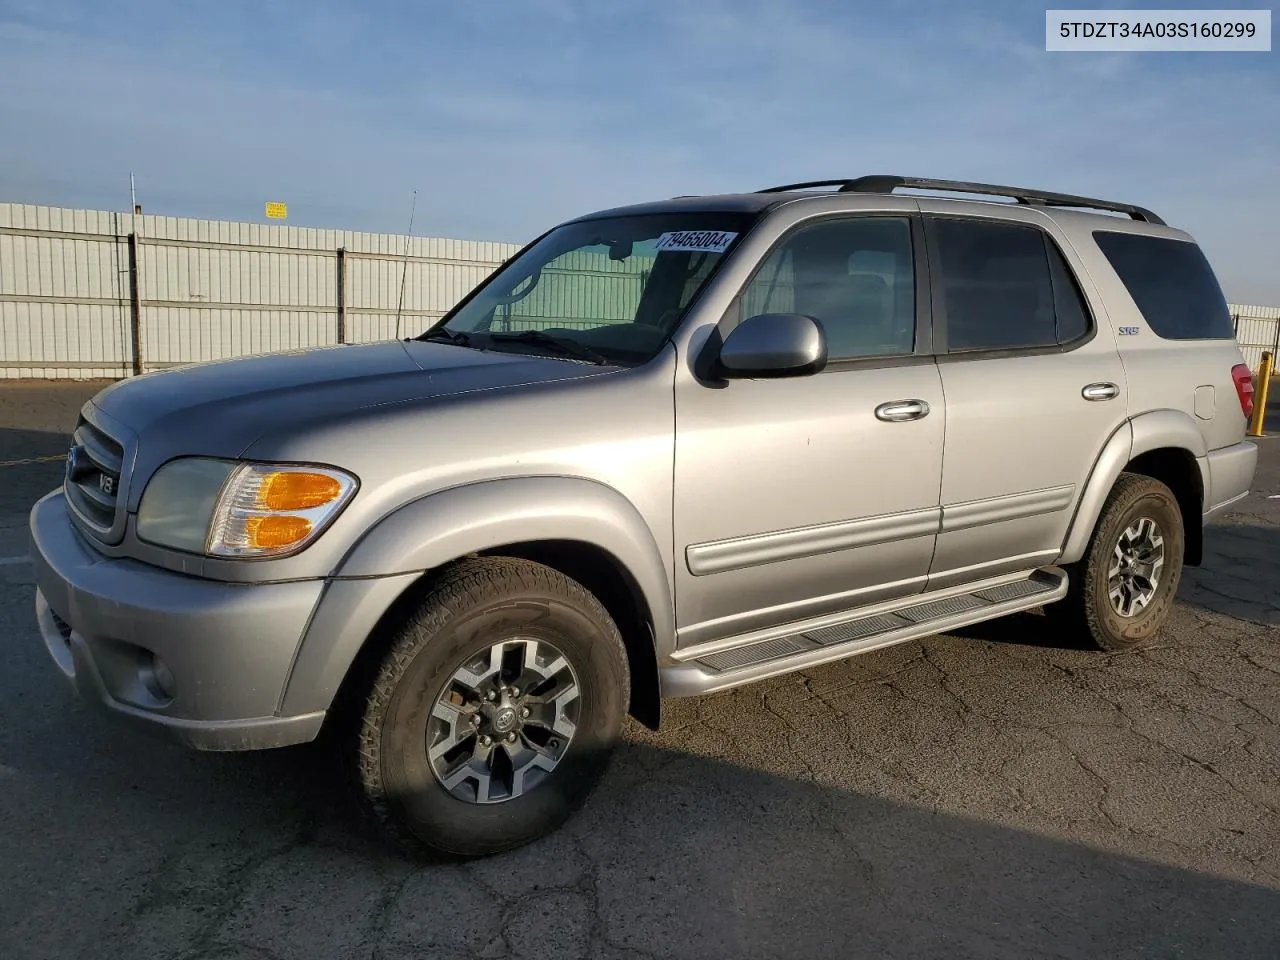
756,175 -> 1165,225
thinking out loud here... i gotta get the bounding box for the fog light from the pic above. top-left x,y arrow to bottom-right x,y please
140,652 -> 176,701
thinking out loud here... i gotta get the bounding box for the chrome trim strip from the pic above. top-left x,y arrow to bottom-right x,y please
941,484 -> 1075,533
685,506 -> 940,577
685,485 -> 1077,578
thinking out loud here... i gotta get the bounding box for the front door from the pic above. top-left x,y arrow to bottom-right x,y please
919,204 -> 1130,589
672,211 -> 945,648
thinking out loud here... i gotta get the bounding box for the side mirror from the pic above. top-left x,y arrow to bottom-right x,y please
718,313 -> 827,379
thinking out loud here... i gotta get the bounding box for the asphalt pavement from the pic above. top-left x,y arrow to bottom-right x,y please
2,380 -> 1278,960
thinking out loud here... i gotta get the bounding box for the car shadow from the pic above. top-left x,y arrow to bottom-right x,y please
1177,520 -> 1280,627
0,426 -> 75,461
948,606 -> 1091,650
0,426 -> 74,507
1,723 -> 1277,960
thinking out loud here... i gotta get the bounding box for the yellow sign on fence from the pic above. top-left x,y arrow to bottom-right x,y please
264,201 -> 288,220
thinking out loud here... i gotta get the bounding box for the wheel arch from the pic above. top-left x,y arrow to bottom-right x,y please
1120,447 -> 1204,567
281,477 -> 672,729
1061,411 -> 1207,566
478,540 -> 661,730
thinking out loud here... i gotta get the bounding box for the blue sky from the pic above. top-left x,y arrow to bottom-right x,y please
1,0 -> 1277,302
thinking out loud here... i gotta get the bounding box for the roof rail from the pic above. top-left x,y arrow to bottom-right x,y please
755,180 -> 855,194
756,175 -> 1165,225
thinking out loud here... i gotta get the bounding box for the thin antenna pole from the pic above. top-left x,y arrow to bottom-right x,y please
395,189 -> 418,340
130,172 -> 137,213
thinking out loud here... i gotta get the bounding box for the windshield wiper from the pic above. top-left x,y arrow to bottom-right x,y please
416,326 -> 475,347
487,330 -> 610,365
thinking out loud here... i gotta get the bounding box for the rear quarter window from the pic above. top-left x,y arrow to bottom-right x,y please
1092,231 -> 1234,340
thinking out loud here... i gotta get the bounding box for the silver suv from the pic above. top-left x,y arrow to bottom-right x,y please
30,175 -> 1259,857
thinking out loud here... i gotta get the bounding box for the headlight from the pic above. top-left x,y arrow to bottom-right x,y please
135,458 -> 236,553
137,458 -> 358,558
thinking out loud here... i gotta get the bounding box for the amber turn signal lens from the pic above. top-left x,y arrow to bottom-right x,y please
259,472 -> 343,511
245,515 -> 313,549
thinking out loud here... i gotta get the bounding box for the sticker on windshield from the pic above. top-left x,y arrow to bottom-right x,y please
654,230 -> 738,254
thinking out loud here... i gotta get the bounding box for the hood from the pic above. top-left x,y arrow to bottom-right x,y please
88,341 -> 615,497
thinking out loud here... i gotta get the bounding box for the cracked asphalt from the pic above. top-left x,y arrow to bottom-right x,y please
2,380 -> 1278,960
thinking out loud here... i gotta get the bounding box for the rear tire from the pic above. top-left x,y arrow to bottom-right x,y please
349,557 -> 629,859
1053,473 -> 1185,652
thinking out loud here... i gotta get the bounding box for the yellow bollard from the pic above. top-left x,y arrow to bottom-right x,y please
1248,351 -> 1274,437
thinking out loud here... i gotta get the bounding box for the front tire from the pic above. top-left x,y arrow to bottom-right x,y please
350,557 -> 630,859
1056,473 -> 1185,652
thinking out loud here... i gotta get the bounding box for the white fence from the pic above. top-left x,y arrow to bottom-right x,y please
1,201 -> 1277,379
0,203 -> 519,379
1233,304 -> 1280,370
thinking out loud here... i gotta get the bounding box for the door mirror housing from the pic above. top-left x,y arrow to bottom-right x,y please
718,313 -> 828,379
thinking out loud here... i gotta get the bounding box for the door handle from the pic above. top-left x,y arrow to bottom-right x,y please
1082,382 -> 1119,402
875,399 -> 930,422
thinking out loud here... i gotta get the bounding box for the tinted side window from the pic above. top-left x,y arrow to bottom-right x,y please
932,218 -> 1060,351
1092,231 -> 1234,340
741,217 -> 915,360
1047,239 -> 1091,343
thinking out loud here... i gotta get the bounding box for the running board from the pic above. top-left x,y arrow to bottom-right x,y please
659,568 -> 1067,698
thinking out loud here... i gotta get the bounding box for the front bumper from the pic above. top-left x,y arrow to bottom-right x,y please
29,491 -> 327,751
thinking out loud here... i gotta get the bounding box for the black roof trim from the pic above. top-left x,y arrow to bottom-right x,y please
756,175 -> 1166,225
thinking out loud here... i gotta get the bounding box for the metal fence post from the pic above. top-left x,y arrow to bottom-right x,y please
127,233 -> 144,376
336,246 -> 348,344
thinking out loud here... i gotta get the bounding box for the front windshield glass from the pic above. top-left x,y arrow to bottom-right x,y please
423,212 -> 756,365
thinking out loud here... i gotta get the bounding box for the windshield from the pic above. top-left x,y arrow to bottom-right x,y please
421,212 -> 756,365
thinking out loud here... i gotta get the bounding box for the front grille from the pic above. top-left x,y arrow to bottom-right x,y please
64,417 -> 125,535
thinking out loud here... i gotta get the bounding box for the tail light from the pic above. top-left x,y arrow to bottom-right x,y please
1231,363 -> 1255,419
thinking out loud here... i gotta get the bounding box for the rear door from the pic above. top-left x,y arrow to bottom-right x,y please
1089,228 -> 1252,456
919,203 -> 1130,589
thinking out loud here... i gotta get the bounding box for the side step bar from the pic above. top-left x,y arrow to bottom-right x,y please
660,568 -> 1067,698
